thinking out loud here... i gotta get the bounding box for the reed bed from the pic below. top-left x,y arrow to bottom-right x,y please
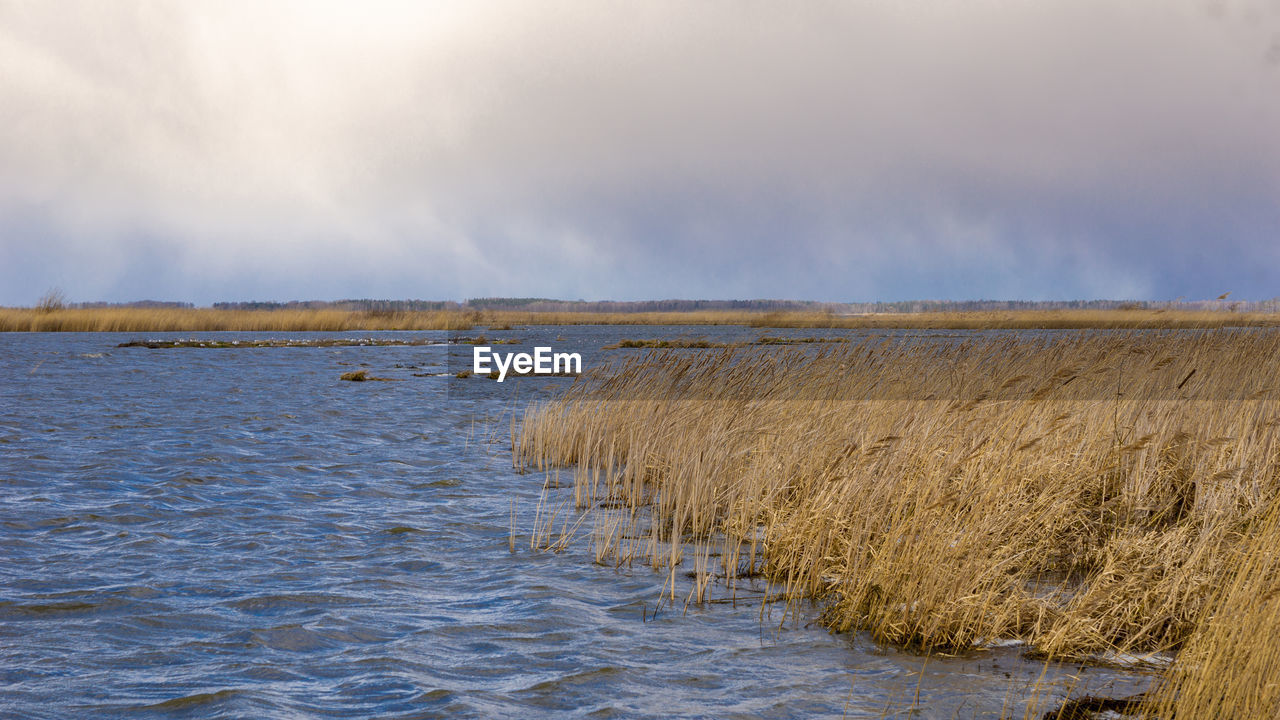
2,306 -> 1278,332
1138,496 -> 1280,718
514,330 -> 1280,715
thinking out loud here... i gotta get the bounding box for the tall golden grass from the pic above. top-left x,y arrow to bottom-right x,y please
513,330 -> 1280,715
1139,496 -> 1280,718
2,306 -> 1278,332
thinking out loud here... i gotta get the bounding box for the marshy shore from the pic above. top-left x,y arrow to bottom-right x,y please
3,306 -> 1280,332
514,330 -> 1280,717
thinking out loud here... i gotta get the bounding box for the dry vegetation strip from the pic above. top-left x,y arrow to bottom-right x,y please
513,331 -> 1280,716
603,336 -> 853,349
3,307 -> 1279,332
603,339 -> 742,349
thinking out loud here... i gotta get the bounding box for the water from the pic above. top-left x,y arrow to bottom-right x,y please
0,328 -> 1153,718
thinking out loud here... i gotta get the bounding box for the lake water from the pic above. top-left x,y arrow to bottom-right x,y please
0,327 -> 1153,718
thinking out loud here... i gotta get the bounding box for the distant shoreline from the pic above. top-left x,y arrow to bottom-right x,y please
2,306 -> 1279,332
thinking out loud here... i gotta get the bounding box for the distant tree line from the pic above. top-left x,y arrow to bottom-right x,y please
160,297 -> 1280,313
840,299 -> 1280,313
464,298 -> 839,313
209,298 -> 836,313
74,300 -> 195,309
212,299 -> 460,311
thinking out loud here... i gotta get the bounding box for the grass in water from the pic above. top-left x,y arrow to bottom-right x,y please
604,338 -> 742,349
338,370 -> 397,381
753,335 -> 852,344
118,338 -> 440,348
513,330 -> 1280,716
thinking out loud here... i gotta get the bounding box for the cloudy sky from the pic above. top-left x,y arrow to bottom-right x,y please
1,0 -> 1278,305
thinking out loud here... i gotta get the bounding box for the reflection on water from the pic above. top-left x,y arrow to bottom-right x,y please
0,328 -> 1153,718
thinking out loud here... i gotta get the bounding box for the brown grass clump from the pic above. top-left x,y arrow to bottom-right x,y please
513,330 -> 1280,714
339,369 -> 397,381
2,307 -> 1278,332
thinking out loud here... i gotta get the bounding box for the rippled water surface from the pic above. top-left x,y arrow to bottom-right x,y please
0,328 -> 1153,718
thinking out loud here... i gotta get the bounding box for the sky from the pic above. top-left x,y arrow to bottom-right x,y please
1,0 -> 1278,305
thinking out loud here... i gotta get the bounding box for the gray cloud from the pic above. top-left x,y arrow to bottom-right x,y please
1,0 -> 1278,304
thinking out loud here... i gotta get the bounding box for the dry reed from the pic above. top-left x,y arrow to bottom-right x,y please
513,330 -> 1280,716
1138,496 -> 1280,718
